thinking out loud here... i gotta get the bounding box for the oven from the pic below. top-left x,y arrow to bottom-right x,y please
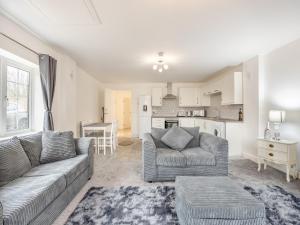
165,119 -> 179,129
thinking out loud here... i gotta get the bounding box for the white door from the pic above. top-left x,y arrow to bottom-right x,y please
179,88 -> 198,106
151,88 -> 163,106
104,89 -> 115,123
179,118 -> 195,127
123,97 -> 131,129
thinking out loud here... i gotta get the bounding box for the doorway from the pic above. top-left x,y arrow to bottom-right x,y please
104,89 -> 132,138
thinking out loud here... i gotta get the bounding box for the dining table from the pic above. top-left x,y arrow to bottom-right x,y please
82,122 -> 112,153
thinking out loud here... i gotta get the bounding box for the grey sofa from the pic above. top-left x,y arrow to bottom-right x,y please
0,132 -> 94,225
142,128 -> 228,182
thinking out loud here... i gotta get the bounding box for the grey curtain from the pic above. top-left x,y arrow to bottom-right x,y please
39,54 -> 57,131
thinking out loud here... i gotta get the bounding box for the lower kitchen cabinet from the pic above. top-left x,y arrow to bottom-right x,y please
152,118 -> 165,128
179,118 -> 195,127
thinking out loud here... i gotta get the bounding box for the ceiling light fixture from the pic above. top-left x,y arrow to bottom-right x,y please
152,52 -> 169,72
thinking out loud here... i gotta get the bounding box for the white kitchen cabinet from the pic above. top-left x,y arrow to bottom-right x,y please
203,79 -> 222,95
194,118 -> 204,132
179,118 -> 195,127
221,72 -> 243,105
198,88 -> 211,106
151,88 -> 163,106
152,118 -> 165,128
178,88 -> 198,107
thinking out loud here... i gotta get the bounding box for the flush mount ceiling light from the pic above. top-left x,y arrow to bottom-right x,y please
152,52 -> 169,73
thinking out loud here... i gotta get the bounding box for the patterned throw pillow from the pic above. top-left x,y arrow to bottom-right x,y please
40,131 -> 76,164
161,127 -> 193,151
0,137 -> 31,186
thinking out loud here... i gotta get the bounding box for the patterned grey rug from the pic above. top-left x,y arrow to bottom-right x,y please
65,184 -> 300,225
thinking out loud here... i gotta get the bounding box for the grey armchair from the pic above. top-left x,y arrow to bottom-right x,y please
142,128 -> 228,182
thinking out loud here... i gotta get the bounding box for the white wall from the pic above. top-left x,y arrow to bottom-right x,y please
0,14 -> 104,137
241,39 -> 300,172
103,83 -> 163,137
76,68 -> 104,136
242,56 -> 260,158
103,82 -> 202,137
260,39 -> 300,169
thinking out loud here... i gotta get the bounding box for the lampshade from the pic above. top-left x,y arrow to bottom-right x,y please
269,110 -> 286,123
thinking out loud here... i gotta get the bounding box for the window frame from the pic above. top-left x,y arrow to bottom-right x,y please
0,56 -> 34,137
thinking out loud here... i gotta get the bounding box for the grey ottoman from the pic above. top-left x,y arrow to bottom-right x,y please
175,176 -> 265,225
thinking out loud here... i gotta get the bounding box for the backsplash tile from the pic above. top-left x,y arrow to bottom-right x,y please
152,94 -> 243,121
206,94 -> 242,120
152,98 -> 203,116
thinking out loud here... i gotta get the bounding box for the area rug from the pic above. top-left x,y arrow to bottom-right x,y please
118,138 -> 134,146
65,184 -> 300,225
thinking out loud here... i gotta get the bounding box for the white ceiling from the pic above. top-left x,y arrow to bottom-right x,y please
1,0 -> 300,83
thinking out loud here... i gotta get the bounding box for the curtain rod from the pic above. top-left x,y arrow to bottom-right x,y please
0,32 -> 40,56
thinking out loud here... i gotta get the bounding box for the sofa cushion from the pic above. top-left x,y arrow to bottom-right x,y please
161,127 -> 193,150
156,148 -> 186,167
151,128 -> 169,148
19,132 -> 42,167
0,137 -> 31,187
0,174 -> 66,225
40,131 -> 76,164
182,147 -> 216,166
182,127 -> 200,148
23,155 -> 88,185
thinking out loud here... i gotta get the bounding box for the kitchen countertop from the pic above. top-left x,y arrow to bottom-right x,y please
151,115 -> 243,123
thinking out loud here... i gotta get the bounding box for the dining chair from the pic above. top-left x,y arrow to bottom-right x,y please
81,121 -> 100,153
112,120 -> 118,150
97,123 -> 114,155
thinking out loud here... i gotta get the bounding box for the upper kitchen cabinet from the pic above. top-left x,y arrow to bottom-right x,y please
203,79 -> 222,95
151,87 -> 163,106
178,87 -> 199,107
198,88 -> 211,107
221,72 -> 243,105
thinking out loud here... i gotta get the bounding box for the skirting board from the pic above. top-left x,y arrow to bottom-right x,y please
242,152 -> 300,179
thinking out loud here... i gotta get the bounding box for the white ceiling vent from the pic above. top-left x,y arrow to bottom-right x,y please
27,0 -> 102,25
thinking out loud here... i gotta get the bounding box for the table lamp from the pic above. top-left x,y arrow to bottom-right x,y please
269,110 -> 286,140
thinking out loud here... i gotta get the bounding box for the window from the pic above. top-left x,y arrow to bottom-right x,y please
0,56 -> 33,136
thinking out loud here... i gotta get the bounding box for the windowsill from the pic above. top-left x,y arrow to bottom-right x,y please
0,130 -> 41,141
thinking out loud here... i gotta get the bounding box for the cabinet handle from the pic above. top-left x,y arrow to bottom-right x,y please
269,144 -> 274,148
268,153 -> 274,157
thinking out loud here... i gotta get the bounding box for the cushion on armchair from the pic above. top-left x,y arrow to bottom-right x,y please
151,128 -> 170,148
181,147 -> 216,166
156,148 -> 186,167
182,127 -> 200,148
161,127 -> 193,150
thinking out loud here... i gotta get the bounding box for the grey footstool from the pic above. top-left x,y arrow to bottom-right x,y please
175,176 -> 265,225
